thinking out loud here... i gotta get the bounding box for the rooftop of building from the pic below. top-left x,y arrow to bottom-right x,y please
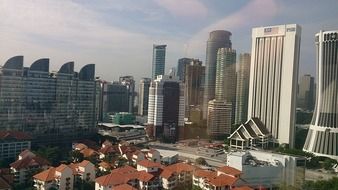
0,131 -> 32,141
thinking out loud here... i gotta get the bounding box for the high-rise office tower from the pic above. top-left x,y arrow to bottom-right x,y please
184,59 -> 204,108
248,24 -> 301,147
177,58 -> 202,82
138,78 -> 152,116
303,30 -> 338,159
119,76 -> 135,113
0,56 -> 99,145
203,30 -> 232,119
235,53 -> 251,124
207,48 -> 235,138
152,44 -> 167,79
215,48 -> 236,123
147,75 -> 185,142
105,82 -> 129,113
298,74 -> 315,111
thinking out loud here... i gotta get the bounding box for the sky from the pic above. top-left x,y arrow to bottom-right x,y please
1,0 -> 338,84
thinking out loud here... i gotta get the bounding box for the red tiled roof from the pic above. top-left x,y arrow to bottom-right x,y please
33,167 -> 56,182
77,160 -> 91,168
194,169 -> 217,179
96,165 -> 155,187
207,174 -> 238,187
113,184 -> 137,190
99,145 -> 118,154
18,149 -> 35,159
233,186 -> 254,190
217,166 -> 241,176
137,171 -> 154,182
137,160 -> 162,168
80,148 -> 98,158
160,163 -> 196,179
0,131 -> 32,140
55,164 -> 69,172
74,143 -> 88,151
10,155 -> 50,170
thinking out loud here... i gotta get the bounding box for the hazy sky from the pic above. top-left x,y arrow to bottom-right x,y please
1,0 -> 338,84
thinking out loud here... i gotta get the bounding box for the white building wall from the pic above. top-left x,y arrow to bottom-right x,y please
248,24 -> 301,147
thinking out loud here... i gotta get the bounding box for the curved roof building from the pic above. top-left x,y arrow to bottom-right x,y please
303,30 -> 338,159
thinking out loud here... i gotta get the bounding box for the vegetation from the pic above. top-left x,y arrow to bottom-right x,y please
296,111 -> 313,124
195,157 -> 208,166
303,177 -> 338,190
275,147 -> 337,170
35,146 -> 70,166
70,150 -> 84,163
295,127 -> 308,149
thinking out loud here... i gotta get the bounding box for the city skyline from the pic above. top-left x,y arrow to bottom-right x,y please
1,0 -> 338,83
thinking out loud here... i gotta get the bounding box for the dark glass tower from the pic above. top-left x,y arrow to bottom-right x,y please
152,44 -> 167,79
202,30 -> 232,119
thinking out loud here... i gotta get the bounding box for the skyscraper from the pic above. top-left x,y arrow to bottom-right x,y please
119,76 -> 135,113
152,44 -> 167,79
203,30 -> 232,119
303,30 -> 338,159
235,53 -> 251,124
184,59 -> 204,108
147,75 -> 185,142
248,24 -> 301,147
0,56 -> 99,145
207,48 -> 235,138
177,58 -> 198,82
105,82 -> 129,113
215,48 -> 236,123
298,74 -> 315,111
138,78 -> 152,116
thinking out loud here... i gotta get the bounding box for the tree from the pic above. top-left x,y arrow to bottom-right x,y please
303,177 -> 338,190
195,157 -> 207,166
35,146 -> 65,166
70,150 -> 84,163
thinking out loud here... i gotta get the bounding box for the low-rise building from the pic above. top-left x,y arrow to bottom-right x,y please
10,150 -> 50,184
226,150 -> 306,189
69,160 -> 96,182
193,166 -> 246,190
33,160 -> 95,190
0,131 -> 32,160
228,118 -> 270,150
160,163 -> 195,190
95,165 -> 158,190
33,164 -> 74,190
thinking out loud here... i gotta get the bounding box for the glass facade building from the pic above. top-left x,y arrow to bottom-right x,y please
152,44 -> 167,79
0,56 -> 99,145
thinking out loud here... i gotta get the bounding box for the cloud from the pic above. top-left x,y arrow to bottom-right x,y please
187,0 -> 278,58
153,0 -> 208,18
0,0 -> 163,81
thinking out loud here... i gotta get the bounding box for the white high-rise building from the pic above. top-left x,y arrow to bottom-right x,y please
147,75 -> 185,142
248,24 -> 301,147
303,30 -> 338,159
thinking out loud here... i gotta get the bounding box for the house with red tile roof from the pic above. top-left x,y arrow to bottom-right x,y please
136,160 -> 162,173
33,160 -> 95,190
98,161 -> 114,172
69,160 -> 96,182
0,131 -> 32,160
193,166 -> 246,190
160,162 -> 196,190
10,150 -> 50,184
95,165 -> 160,190
33,164 -> 74,190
